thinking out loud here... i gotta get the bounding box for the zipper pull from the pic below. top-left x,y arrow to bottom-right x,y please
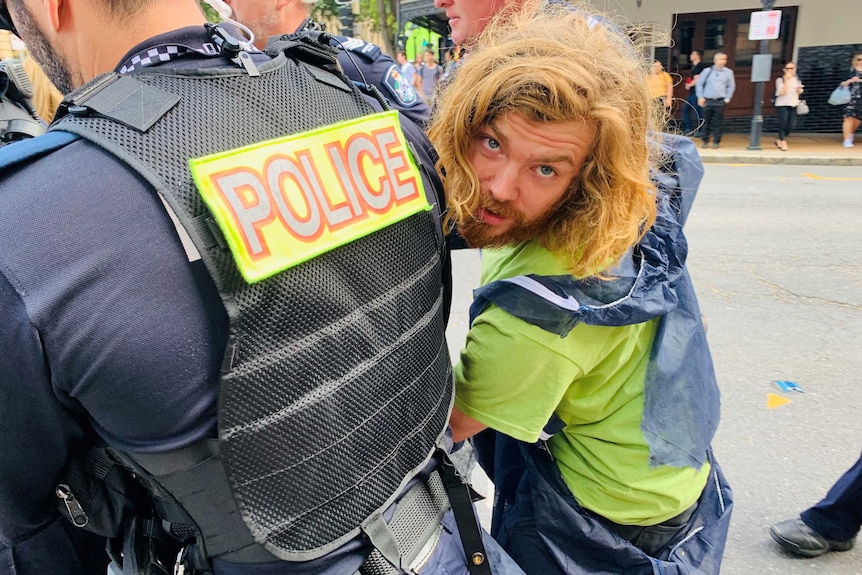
56,484 -> 89,527
538,440 -> 555,462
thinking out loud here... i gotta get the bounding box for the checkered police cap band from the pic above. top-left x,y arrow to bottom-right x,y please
119,45 -> 194,74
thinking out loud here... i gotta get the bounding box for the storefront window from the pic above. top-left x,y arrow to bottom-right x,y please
703,18 -> 726,61
672,21 -> 696,68
735,17 -> 758,67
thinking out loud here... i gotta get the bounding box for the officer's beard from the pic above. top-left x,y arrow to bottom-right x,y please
457,195 -> 566,250
12,1 -> 74,94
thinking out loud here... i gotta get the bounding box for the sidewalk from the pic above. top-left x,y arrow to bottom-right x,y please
691,132 -> 862,166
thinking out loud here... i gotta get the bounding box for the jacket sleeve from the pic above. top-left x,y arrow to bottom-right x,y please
0,271 -> 90,574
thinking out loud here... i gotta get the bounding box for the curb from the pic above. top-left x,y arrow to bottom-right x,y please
698,153 -> 862,166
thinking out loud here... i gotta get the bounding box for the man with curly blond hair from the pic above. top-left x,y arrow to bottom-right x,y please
428,2 -> 732,574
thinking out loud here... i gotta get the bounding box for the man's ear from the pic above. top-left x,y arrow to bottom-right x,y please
44,0 -> 62,31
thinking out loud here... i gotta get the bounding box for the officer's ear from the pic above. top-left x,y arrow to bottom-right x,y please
44,0 -> 62,32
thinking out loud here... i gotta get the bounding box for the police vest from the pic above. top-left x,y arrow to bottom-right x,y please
48,32 -> 453,565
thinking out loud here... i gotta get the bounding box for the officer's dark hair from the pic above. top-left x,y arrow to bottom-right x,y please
690,49 -> 702,58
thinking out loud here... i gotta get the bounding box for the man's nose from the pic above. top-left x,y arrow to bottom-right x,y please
486,166 -> 519,203
434,0 -> 449,8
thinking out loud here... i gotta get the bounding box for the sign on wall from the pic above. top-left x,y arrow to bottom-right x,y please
749,10 -> 782,41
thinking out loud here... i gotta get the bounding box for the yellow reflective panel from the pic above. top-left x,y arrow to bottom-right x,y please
190,111 -> 430,283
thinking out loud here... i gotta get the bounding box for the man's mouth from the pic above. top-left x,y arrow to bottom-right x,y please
477,207 -> 508,226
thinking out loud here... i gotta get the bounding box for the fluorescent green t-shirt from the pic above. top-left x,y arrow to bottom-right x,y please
454,241 -> 710,526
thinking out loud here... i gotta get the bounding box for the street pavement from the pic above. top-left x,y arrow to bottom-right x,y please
446,162 -> 862,574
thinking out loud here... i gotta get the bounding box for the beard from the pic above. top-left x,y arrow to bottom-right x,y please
12,0 -> 74,93
245,11 -> 281,48
456,196 -> 568,249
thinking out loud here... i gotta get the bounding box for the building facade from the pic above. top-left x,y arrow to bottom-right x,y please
401,0 -> 861,134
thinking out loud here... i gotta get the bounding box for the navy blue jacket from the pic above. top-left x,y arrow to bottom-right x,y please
0,26 -> 443,575
283,21 -> 429,128
331,35 -> 430,128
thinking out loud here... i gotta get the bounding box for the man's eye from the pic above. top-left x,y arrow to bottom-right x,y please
483,137 -> 500,150
537,166 -> 556,177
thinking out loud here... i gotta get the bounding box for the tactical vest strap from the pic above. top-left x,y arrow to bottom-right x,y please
115,441 -> 276,563
62,73 -> 180,132
360,469 -> 449,574
266,31 -> 345,75
0,128 -> 75,167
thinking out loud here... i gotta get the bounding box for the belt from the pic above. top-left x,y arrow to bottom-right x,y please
359,453 -> 492,575
359,470 -> 451,575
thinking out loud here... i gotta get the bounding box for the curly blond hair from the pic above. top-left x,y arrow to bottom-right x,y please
428,0 -> 661,278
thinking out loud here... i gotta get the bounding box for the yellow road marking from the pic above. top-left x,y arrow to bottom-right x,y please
767,393 -> 792,410
802,173 -> 862,181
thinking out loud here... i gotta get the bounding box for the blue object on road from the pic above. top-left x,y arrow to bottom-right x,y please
774,380 -> 805,393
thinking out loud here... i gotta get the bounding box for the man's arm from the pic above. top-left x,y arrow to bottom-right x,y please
695,69 -> 707,105
685,72 -> 699,90
452,308 -> 581,444
450,406 -> 488,443
0,272 -> 87,574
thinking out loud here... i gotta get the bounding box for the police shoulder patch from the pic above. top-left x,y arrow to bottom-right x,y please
332,36 -> 382,62
382,64 -> 419,108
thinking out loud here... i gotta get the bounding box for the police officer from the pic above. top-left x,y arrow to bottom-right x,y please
0,56 -> 45,145
225,0 -> 429,127
0,1 -> 523,574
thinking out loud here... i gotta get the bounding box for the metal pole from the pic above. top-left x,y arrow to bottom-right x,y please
396,1 -> 402,49
747,38 -> 769,150
748,0 -> 777,150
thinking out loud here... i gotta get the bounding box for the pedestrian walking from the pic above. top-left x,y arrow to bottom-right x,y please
683,50 -> 705,136
773,61 -> 804,151
696,52 -> 735,149
840,52 -> 862,148
414,49 -> 444,104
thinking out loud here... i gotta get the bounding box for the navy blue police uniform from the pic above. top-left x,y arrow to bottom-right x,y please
0,25 -> 519,575
290,20 -> 429,128
332,35 -> 429,128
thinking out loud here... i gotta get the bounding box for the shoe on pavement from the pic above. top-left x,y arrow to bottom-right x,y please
712,143 -> 719,149
701,140 -> 709,149
844,138 -> 855,148
769,518 -> 855,558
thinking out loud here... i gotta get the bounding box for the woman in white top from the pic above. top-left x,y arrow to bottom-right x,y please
773,62 -> 804,151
